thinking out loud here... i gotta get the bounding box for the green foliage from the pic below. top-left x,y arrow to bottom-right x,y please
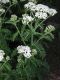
0,0 -> 56,80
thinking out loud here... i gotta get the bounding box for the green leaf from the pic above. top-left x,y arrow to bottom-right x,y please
21,29 -> 31,41
44,33 -> 54,41
12,31 -> 19,41
33,42 -> 46,59
3,62 -> 12,72
0,29 -> 12,40
0,32 -> 11,54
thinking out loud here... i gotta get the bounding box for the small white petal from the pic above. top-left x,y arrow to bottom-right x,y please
22,14 -> 34,25
23,52 -> 32,58
0,56 -> 4,61
49,8 -> 57,16
17,45 -> 32,58
35,12 -> 48,19
0,50 -> 5,61
24,2 -> 36,9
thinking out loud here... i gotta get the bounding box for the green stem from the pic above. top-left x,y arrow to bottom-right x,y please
35,16 -> 51,31
35,19 -> 45,30
4,22 -> 26,45
36,31 -> 52,43
3,3 -> 16,19
21,25 -> 26,35
0,61 -> 7,70
31,33 -> 33,46
14,24 -> 26,45
28,24 -> 34,46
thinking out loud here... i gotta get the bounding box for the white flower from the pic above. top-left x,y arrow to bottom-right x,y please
44,25 -> 55,32
48,25 -> 55,31
22,14 -> 34,25
42,12 -> 48,19
6,56 -> 10,61
10,14 -> 17,21
23,52 -> 32,58
30,5 -> 36,11
17,45 -> 32,58
24,3 -> 57,17
0,8 -> 5,13
35,4 -> 49,13
0,50 -> 5,55
17,45 -> 25,53
49,8 -> 57,16
32,49 -> 37,56
24,2 -> 36,9
0,0 -> 9,3
0,50 -> 5,61
35,12 -> 48,19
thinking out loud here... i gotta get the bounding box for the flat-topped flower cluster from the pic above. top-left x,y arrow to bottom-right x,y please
24,2 -> 57,16
17,45 -> 37,58
22,2 -> 57,25
0,50 -> 10,61
17,45 -> 32,58
22,14 -> 34,25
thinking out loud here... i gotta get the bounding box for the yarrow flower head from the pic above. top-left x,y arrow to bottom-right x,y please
10,14 -> 17,22
6,56 -> 10,61
35,12 -> 48,19
17,45 -> 32,58
30,5 -> 36,12
0,8 -> 5,13
24,2 -> 36,10
49,8 -> 57,16
0,50 -> 5,61
24,2 -> 57,20
22,14 -> 34,25
35,4 -> 49,13
0,0 -> 9,4
44,25 -> 55,32
31,49 -> 37,56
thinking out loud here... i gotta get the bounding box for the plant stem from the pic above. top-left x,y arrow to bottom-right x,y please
3,3 -> 16,19
21,25 -> 26,35
28,24 -> 34,46
4,21 -> 26,45
0,61 -> 7,70
36,31 -> 52,43
14,24 -> 26,45
31,33 -> 33,46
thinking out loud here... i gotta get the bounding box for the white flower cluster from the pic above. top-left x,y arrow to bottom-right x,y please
0,50 -> 5,61
22,14 -> 34,25
0,0 -> 9,4
48,8 -> 57,16
0,8 -> 5,13
24,2 -> 57,19
10,14 -> 17,21
24,2 -> 36,10
44,25 -> 55,32
17,45 -> 32,58
35,4 -> 50,12
35,12 -> 48,19
6,56 -> 10,61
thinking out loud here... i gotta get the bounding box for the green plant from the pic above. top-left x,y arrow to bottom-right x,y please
0,1 -> 57,80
